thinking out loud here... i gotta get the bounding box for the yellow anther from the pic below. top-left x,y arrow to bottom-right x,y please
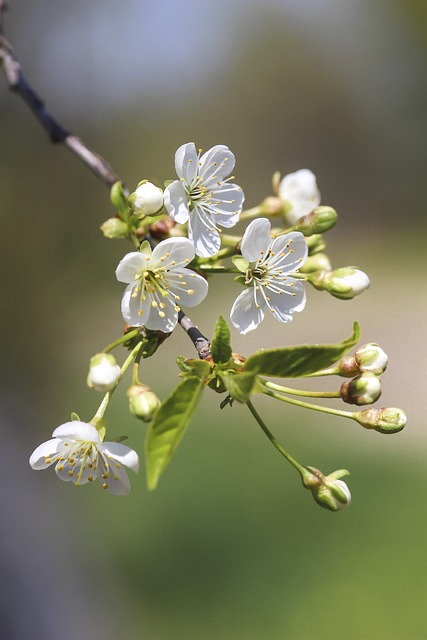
57,465 -> 64,472
138,310 -> 144,316
113,475 -> 119,481
45,457 -> 52,464
102,483 -> 108,490
102,473 -> 109,479
159,311 -> 165,318
188,289 -> 194,295
175,306 -> 180,311
151,300 -> 158,307
159,302 -> 166,309
68,470 -> 74,477
175,295 -> 181,301
88,476 -> 93,482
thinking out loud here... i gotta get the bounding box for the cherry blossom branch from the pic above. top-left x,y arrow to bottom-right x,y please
0,2 -> 210,355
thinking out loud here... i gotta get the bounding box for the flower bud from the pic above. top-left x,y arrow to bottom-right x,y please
100,217 -> 129,239
311,267 -> 370,299
299,252 -> 332,274
305,233 -> 326,255
340,372 -> 381,405
356,407 -> 407,434
129,181 -> 164,217
127,384 -> 161,422
302,466 -> 351,511
355,343 -> 388,374
87,353 -> 121,392
294,206 -> 338,236
259,196 -> 285,217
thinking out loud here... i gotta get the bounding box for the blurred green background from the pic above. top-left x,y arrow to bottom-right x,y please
1,1 -> 427,638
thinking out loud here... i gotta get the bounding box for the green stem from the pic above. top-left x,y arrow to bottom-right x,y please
246,400 -> 305,475
262,388 -> 356,421
239,206 -> 261,221
198,265 -> 239,274
220,234 -> 241,247
103,328 -> 139,353
262,379 -> 340,399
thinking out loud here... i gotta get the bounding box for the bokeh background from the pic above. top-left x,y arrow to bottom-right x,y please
1,1 -> 427,638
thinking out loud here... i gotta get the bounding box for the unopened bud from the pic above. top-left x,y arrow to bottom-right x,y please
129,181 -> 164,217
299,252 -> 332,274
340,372 -> 381,405
87,353 -> 121,392
355,343 -> 388,374
127,384 -> 161,422
278,169 -> 321,225
356,407 -> 407,434
311,267 -> 370,299
294,206 -> 338,236
100,217 -> 129,239
305,234 -> 327,255
259,196 -> 285,217
302,466 -> 351,511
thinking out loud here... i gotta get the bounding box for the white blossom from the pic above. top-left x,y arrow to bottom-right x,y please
164,142 -> 244,257
131,181 -> 164,216
116,237 -> 208,332
87,353 -> 121,392
29,421 -> 139,495
230,218 -> 308,334
279,169 -> 321,225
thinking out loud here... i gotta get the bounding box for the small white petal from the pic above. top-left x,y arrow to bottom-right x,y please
230,287 -> 265,334
199,145 -> 236,184
29,438 -> 63,469
268,232 -> 308,271
240,218 -> 272,262
264,280 -> 306,321
167,270 -> 208,306
152,236 -> 195,266
115,252 -> 148,284
101,442 -> 140,473
188,210 -> 221,257
279,169 -> 321,225
174,142 -> 199,184
164,180 -> 190,224
143,291 -> 178,332
52,421 -> 101,443
121,282 -> 151,327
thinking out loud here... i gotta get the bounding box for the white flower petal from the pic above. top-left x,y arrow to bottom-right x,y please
188,210 -> 221,257
279,169 -> 320,225
143,293 -> 178,333
115,252 -> 148,284
52,421 -> 100,443
121,282 -> 151,327
101,442 -> 140,473
152,236 -> 195,267
174,142 -> 199,184
269,232 -> 308,271
240,218 -> 272,262
164,180 -> 190,224
199,145 -> 236,184
29,438 -> 63,469
230,287 -> 265,334
264,280 -> 306,321
167,269 -> 208,307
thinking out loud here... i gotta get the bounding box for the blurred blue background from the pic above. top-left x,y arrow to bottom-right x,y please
1,1 -> 427,638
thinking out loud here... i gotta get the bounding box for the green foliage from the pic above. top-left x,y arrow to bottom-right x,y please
244,322 -> 360,377
220,370 -> 259,403
211,316 -> 232,364
110,181 -> 130,218
176,356 -> 212,379
145,377 -> 205,490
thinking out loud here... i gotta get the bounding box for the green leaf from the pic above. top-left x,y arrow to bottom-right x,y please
146,377 -> 205,490
244,322 -> 360,378
232,255 -> 249,273
110,181 -> 130,216
211,316 -> 232,364
220,370 -> 259,403
176,356 -> 212,379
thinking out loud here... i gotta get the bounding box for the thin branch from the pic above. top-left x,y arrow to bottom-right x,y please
0,4 -> 210,356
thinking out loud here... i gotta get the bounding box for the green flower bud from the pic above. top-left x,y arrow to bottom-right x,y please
87,353 -> 121,392
356,407 -> 407,434
340,372 -> 382,405
305,234 -> 326,255
302,466 -> 351,511
127,384 -> 161,422
129,181 -> 164,217
310,267 -> 370,299
100,217 -> 129,239
299,252 -> 332,274
294,206 -> 338,236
